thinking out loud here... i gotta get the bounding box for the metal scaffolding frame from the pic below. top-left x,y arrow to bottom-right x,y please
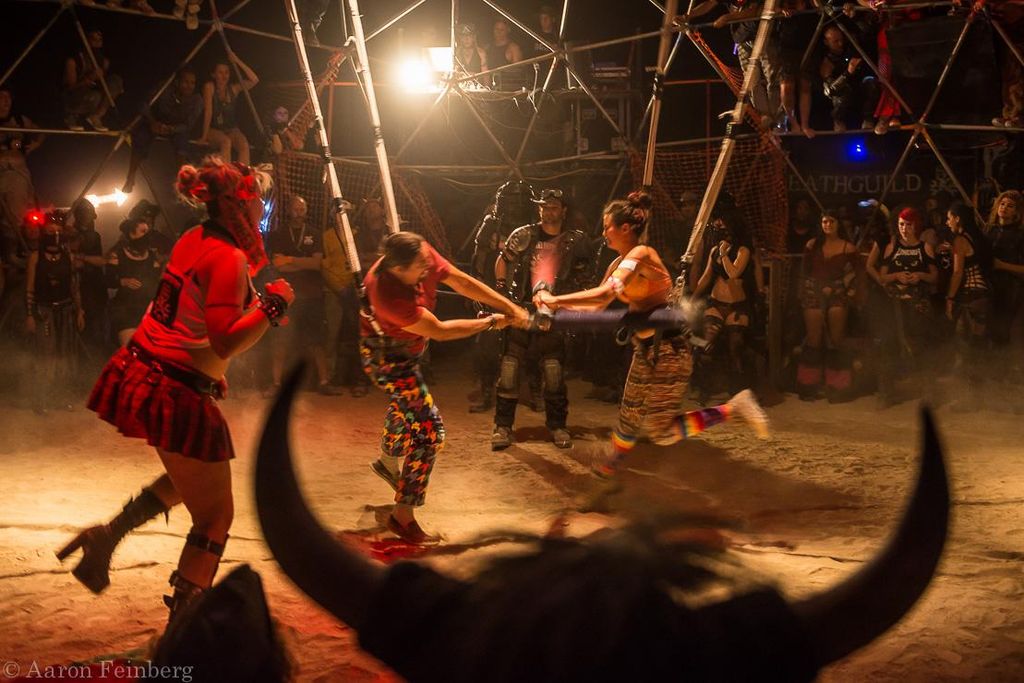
4,0 -> 1023,240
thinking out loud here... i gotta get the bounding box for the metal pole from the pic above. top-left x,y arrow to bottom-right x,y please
453,85 -> 524,180
283,0 -> 362,281
642,0 -> 679,187
366,0 -> 430,42
917,10 -> 978,124
0,3 -> 65,90
346,0 -> 401,234
678,0 -> 779,292
632,32 -> 684,146
877,128 -> 920,208
828,8 -> 915,117
394,82 -> 453,160
918,127 -> 974,207
991,15 -> 1024,69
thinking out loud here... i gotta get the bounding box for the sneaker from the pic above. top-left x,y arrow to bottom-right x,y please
861,118 -> 875,130
370,460 -> 399,492
551,427 -> 572,449
86,116 -> 109,132
386,515 -> 441,545
491,425 -> 512,451
349,383 -> 370,398
65,116 -> 85,132
873,118 -> 890,136
728,389 -> 771,439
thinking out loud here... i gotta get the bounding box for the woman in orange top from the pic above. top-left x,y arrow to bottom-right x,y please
536,192 -> 769,477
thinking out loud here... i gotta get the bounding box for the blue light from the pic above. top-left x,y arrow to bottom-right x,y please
846,137 -> 868,162
259,197 -> 275,236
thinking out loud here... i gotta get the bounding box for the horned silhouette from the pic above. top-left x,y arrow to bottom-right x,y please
256,363 -> 948,682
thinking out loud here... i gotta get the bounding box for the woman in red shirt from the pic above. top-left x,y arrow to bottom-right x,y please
57,157 -> 294,622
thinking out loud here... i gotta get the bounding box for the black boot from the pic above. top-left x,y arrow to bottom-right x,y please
56,488 -> 169,594
164,532 -> 227,623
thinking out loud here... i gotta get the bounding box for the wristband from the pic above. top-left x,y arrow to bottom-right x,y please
486,315 -> 498,331
258,291 -> 289,326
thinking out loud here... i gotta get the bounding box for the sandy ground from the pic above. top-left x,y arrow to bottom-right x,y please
0,359 -> 1022,682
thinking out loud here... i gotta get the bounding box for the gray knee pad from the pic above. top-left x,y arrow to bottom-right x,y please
497,355 -> 520,397
542,358 -> 564,392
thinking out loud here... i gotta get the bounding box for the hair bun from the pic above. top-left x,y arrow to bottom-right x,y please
175,164 -> 214,204
627,190 -> 653,210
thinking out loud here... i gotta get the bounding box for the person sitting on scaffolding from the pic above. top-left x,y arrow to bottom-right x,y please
123,68 -> 202,193
62,27 -> 123,132
819,25 -> 880,132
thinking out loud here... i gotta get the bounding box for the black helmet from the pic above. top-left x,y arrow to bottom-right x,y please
494,180 -> 535,226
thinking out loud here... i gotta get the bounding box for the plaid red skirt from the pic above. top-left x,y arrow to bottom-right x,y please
87,346 -> 234,462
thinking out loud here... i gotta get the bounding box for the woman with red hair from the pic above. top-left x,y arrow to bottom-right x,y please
877,206 -> 937,404
56,157 -> 294,621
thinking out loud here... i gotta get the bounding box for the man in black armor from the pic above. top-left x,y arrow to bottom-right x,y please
491,189 -> 592,450
468,180 -> 535,413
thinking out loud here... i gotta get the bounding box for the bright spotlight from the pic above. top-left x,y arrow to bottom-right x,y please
398,59 -> 435,93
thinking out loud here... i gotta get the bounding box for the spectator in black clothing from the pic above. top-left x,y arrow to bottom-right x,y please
25,213 -> 82,412
532,5 -> 560,57
123,69 -> 203,193
488,20 -> 526,90
984,190 -> 1024,366
126,199 -> 176,257
456,24 -> 489,77
820,25 -> 879,131
876,207 -> 938,405
106,217 -> 162,346
786,197 -> 819,254
63,28 -> 123,132
944,201 -> 993,407
266,195 -> 339,396
68,198 -> 109,361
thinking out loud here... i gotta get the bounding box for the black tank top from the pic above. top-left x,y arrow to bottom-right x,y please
887,241 -> 931,274
35,249 -> 74,304
112,245 -> 163,309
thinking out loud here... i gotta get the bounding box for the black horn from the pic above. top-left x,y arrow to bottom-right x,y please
795,406 -> 950,666
255,360 -> 384,628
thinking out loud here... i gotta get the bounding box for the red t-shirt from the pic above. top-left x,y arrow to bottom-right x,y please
361,242 -> 452,355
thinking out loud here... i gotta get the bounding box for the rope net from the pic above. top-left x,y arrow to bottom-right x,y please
271,151 -> 451,261
629,136 -> 789,256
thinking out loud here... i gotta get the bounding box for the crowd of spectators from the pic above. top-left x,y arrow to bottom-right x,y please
2,1 -> 1024,414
